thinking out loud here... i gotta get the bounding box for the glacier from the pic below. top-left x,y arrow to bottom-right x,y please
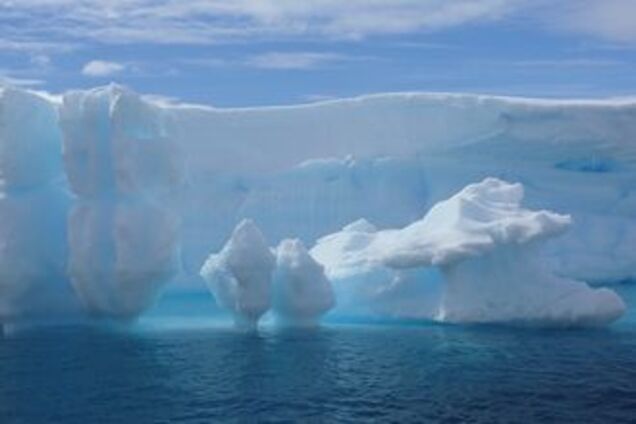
0,84 -> 635,328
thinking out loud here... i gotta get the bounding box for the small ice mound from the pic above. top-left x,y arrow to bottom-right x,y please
200,219 -> 275,329
272,239 -> 335,326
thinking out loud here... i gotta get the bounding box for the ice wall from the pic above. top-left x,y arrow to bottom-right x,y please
171,93 -> 636,285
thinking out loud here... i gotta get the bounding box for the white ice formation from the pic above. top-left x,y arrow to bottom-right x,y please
272,239 -> 335,326
60,86 -> 182,318
200,220 -> 275,328
311,178 -> 626,327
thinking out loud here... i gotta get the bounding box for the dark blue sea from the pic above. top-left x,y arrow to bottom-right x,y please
2,285 -> 636,423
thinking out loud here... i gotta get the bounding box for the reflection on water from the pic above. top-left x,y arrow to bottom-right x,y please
1,285 -> 636,422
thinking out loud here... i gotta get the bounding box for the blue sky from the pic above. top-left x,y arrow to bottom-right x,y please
1,0 -> 636,107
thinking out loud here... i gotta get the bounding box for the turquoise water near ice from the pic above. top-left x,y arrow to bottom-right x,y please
2,284 -> 636,423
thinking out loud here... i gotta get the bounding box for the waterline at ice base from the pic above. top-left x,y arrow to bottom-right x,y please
1,84 -> 635,332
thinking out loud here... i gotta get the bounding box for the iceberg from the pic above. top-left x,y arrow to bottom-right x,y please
312,178 -> 626,327
200,220 -> 275,328
272,239 -> 335,326
0,85 -> 634,328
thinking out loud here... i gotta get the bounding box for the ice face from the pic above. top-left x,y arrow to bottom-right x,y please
312,178 -> 626,327
272,239 -> 335,326
200,220 -> 275,328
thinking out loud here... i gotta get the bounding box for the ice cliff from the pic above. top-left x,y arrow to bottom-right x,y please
0,84 -> 634,328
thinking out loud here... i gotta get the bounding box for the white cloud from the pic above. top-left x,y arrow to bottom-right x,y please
30,54 -> 51,67
511,58 -> 623,68
548,0 -> 636,43
0,38 -> 77,53
182,51 -> 365,70
3,0 -> 636,49
81,60 -> 126,77
244,52 -> 347,70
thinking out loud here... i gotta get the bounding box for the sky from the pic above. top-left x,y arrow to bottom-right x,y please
1,0 -> 636,107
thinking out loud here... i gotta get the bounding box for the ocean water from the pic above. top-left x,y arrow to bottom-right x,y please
2,285 -> 636,423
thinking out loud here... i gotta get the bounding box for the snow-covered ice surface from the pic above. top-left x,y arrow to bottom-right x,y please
272,239 -> 335,326
200,220 -> 275,328
312,178 -> 626,326
0,85 -> 635,328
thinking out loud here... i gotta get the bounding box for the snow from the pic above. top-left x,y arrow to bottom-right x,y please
272,239 -> 335,326
0,85 -> 635,328
312,178 -> 626,326
200,220 -> 275,328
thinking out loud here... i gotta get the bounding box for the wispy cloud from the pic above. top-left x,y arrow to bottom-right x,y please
0,71 -> 44,87
244,52 -> 349,70
181,51 -> 366,70
0,38 -> 77,53
0,1 -> 522,46
81,60 -> 126,77
546,0 -> 636,43
511,58 -> 624,68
